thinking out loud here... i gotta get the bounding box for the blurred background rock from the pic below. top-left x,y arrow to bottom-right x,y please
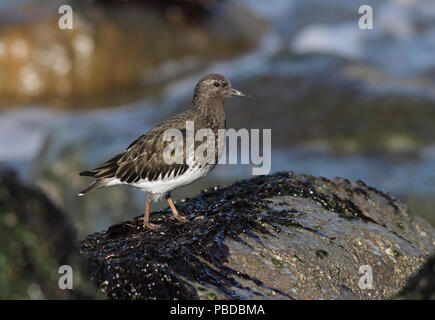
0,168 -> 96,299
1,0 -> 435,298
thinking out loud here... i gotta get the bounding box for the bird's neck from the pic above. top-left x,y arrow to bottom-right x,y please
192,95 -> 226,129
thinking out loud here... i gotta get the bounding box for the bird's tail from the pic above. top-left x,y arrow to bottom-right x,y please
78,178 -> 111,196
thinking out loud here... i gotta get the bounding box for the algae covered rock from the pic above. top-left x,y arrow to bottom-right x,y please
0,167 -> 95,299
79,171 -> 435,299
396,254 -> 435,300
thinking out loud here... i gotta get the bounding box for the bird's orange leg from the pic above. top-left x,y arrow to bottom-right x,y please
141,193 -> 159,229
166,194 -> 187,223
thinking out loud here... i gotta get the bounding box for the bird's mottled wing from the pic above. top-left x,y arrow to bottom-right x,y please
114,111 -> 193,183
80,109 -> 218,183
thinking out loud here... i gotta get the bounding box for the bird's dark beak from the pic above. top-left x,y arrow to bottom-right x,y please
230,88 -> 250,98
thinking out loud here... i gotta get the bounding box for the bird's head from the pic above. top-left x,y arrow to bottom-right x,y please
194,74 -> 250,101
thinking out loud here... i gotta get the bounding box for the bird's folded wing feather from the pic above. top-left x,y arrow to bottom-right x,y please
82,111 -> 193,183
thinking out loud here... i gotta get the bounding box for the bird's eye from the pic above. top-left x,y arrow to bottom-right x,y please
214,82 -> 220,87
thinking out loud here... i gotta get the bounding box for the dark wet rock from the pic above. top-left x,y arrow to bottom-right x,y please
395,254 -> 435,300
78,171 -> 435,299
0,167 -> 95,299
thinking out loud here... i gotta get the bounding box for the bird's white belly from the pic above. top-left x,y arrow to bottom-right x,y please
106,165 -> 212,195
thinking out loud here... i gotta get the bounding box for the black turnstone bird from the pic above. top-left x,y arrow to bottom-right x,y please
78,74 -> 249,229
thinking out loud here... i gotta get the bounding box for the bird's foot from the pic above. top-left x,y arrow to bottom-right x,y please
143,222 -> 160,230
172,214 -> 188,223
139,217 -> 161,230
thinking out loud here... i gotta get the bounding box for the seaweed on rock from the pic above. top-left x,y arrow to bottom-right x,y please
79,171 -> 435,299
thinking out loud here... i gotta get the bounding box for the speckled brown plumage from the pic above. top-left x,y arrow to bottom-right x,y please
79,74 -> 249,228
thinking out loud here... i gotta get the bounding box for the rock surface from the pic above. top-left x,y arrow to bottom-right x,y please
0,167 -> 95,299
396,254 -> 435,300
79,171 -> 435,299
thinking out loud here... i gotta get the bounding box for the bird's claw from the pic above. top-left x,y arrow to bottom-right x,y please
173,215 -> 188,223
139,217 -> 161,230
143,222 -> 161,230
